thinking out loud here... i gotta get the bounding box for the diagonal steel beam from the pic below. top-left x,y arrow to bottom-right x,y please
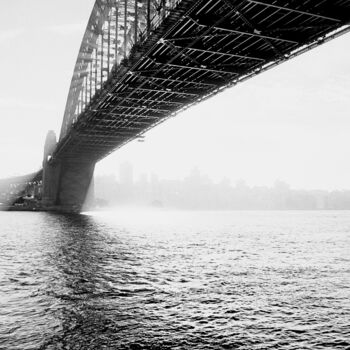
125,86 -> 200,97
116,96 -> 184,106
152,57 -> 239,75
134,73 -> 217,88
171,43 -> 265,62
111,104 -> 172,113
247,0 -> 342,23
167,22 -> 298,44
267,24 -> 332,34
90,110 -> 161,119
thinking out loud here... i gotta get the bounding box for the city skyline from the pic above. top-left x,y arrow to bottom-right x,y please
93,162 -> 350,210
100,161 -> 350,191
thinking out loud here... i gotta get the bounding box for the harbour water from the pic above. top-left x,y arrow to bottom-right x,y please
0,210 -> 349,349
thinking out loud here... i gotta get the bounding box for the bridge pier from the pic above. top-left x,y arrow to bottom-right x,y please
42,131 -> 95,213
43,160 -> 95,213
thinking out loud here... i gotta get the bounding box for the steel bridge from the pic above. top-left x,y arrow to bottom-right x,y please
6,0 -> 350,211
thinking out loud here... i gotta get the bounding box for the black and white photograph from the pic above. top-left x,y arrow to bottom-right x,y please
0,1 -> 350,349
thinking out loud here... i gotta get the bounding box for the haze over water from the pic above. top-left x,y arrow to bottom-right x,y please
0,210 -> 349,349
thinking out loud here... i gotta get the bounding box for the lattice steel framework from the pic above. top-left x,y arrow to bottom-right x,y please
61,0 -> 180,139
55,0 -> 350,162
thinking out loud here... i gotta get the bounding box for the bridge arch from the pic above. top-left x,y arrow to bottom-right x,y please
40,0 -> 350,212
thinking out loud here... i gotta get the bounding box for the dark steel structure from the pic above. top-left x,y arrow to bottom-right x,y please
54,0 -> 350,164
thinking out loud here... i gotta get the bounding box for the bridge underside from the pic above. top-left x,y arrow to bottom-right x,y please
34,0 -> 350,212
54,0 -> 350,165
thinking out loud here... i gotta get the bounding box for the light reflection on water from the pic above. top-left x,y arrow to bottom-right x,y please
0,210 -> 349,349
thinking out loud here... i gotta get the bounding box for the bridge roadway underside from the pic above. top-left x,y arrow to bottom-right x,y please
44,0 -> 350,212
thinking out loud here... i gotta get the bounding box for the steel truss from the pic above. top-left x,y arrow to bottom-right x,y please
55,0 -> 350,162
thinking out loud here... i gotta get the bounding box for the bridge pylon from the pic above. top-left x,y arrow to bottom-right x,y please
42,130 -> 95,213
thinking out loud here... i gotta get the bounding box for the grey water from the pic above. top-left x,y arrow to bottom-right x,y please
0,210 -> 349,350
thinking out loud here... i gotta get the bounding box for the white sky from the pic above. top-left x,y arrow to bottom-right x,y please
1,1 -> 350,190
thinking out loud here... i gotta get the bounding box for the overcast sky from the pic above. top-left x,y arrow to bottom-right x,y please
1,1 -> 350,190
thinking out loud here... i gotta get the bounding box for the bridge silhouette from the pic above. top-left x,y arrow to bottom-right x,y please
2,0 -> 350,212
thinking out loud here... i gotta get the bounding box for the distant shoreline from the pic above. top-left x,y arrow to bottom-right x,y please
2,205 -> 350,213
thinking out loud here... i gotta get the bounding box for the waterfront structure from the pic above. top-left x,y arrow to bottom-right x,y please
3,0 -> 350,212
0,171 -> 42,210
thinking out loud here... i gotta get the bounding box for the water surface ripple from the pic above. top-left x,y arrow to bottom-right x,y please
0,210 -> 349,349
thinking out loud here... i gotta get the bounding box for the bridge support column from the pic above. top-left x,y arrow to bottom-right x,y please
42,130 -> 60,208
42,161 -> 61,208
56,160 -> 95,212
42,160 -> 95,213
42,130 -> 95,213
